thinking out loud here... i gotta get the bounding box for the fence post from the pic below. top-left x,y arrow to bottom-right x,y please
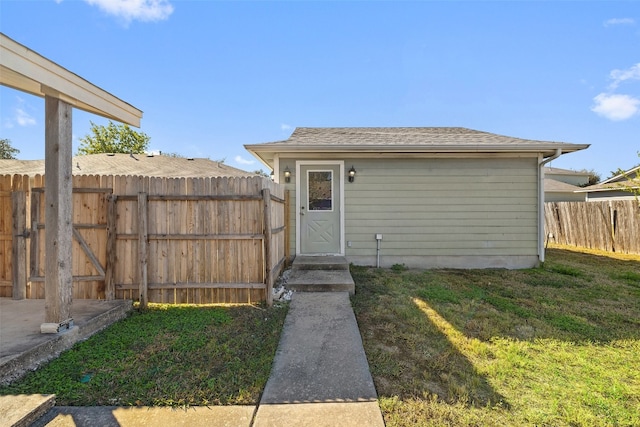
12,190 -> 27,300
104,194 -> 116,300
263,188 -> 273,307
138,192 -> 148,308
29,190 -> 40,282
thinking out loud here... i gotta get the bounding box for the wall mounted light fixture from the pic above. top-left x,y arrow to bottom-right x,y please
284,166 -> 291,183
348,166 -> 356,183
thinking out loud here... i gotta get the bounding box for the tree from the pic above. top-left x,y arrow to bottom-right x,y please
617,152 -> 640,201
577,169 -> 600,187
0,138 -> 19,159
77,121 -> 150,155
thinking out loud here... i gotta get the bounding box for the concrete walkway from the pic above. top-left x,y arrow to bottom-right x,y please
3,287 -> 385,426
254,292 -> 384,426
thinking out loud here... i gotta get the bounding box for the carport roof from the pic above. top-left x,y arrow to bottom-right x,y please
245,127 -> 589,167
0,33 -> 142,126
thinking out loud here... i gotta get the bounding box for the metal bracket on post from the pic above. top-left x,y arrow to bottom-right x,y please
41,318 -> 74,334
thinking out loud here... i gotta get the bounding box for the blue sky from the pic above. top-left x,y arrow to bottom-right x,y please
1,0 -> 638,178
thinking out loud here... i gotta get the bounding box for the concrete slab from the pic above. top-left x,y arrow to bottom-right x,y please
260,293 -> 377,403
0,299 -> 132,385
292,256 -> 349,271
285,270 -> 355,293
31,405 -> 255,427
253,402 -> 384,427
0,394 -> 55,427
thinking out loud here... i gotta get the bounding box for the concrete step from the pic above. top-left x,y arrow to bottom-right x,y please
286,270 -> 355,294
0,394 -> 55,427
292,256 -> 350,271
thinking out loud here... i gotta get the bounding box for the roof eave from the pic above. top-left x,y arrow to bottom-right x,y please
575,185 -> 639,193
245,143 -> 589,155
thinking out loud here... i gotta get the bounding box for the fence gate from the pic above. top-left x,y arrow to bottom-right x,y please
29,186 -> 115,299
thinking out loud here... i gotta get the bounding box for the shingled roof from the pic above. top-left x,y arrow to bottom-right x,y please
544,178 -> 582,193
278,127 -> 577,146
0,153 -> 254,178
245,127 -> 589,167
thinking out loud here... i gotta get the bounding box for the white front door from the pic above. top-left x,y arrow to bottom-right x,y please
298,162 -> 343,255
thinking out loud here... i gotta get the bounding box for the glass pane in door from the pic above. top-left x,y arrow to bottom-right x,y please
308,171 -> 333,211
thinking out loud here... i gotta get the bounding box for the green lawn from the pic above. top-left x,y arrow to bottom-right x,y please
0,303 -> 288,406
351,248 -> 640,427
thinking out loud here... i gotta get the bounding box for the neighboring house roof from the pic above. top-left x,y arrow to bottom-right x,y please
0,153 -> 255,178
544,166 -> 591,187
598,165 -> 640,185
576,165 -> 640,194
544,166 -> 590,177
245,127 -> 589,167
544,178 -> 582,193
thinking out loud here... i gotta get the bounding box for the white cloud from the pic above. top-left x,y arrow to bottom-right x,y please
591,93 -> 640,121
609,63 -> 640,90
280,124 -> 292,131
5,97 -> 37,128
604,18 -> 636,27
83,0 -> 173,23
15,108 -> 37,126
234,155 -> 255,165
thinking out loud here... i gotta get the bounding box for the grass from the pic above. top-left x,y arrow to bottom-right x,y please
351,248 -> 640,427
0,303 -> 288,406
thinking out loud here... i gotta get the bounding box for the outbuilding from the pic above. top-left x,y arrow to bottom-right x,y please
245,127 -> 588,269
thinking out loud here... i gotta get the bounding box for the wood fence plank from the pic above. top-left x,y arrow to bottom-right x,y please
263,188 -> 273,307
11,190 -> 27,299
178,177 -> 188,304
105,194 -> 116,300
138,192 -> 148,308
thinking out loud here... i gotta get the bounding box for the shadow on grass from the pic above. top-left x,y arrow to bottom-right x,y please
350,249 -> 640,411
351,268 -> 509,409
414,253 -> 640,344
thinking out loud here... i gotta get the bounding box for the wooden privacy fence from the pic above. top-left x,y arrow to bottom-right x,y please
0,174 -> 286,305
544,200 -> 640,254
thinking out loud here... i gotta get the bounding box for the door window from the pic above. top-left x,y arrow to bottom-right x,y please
307,170 -> 333,211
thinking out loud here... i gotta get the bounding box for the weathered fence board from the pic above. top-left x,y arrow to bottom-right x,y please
545,200 -> 640,254
0,173 -> 286,304
0,176 -> 14,297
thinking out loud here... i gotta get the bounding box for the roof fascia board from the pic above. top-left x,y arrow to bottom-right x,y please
244,147 -> 271,170
245,143 -> 589,154
275,151 -> 542,159
575,184 -> 639,193
599,165 -> 640,185
244,148 -> 548,168
0,33 -> 142,127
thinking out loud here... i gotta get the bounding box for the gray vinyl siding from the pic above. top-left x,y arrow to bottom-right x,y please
586,190 -> 636,201
278,159 -> 298,257
343,157 -> 538,258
